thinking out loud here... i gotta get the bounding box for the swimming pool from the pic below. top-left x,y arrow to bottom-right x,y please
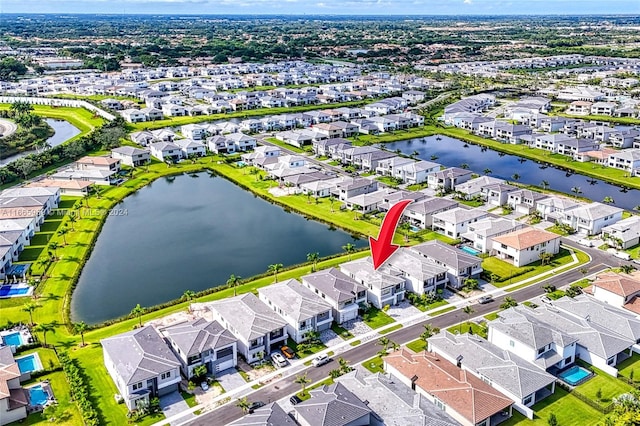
236,161 -> 247,167
460,246 -> 481,256
1,332 -> 23,347
28,385 -> 49,406
16,353 -> 42,374
0,285 -> 30,297
558,365 -> 592,386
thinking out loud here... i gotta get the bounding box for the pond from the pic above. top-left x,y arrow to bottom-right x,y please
71,172 -> 366,324
387,135 -> 640,210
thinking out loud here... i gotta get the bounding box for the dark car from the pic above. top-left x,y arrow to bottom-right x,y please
248,401 -> 266,413
289,395 -> 303,405
478,295 -> 494,305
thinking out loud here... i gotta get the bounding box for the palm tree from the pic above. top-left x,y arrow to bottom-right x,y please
602,196 -> 615,204
182,290 -> 196,302
571,186 -> 582,198
34,322 -> 55,347
541,180 -> 549,190
634,205 -> 640,212
461,306 -> 475,333
460,163 -> 470,170
57,227 -> 68,246
295,373 -> 311,396
74,321 -> 88,347
130,304 -> 145,327
49,242 -> 59,260
399,221 -> 412,242
68,212 -> 77,231
268,263 -> 283,282
378,336 -> 390,352
511,173 -> 520,183
483,168 -> 492,175
22,301 -> 40,325
236,397 -> 250,414
620,265 -> 637,275
227,274 -> 241,297
539,252 -> 553,266
421,323 -> 440,342
307,252 -> 320,272
328,196 -> 336,213
342,243 -> 356,260
500,297 -> 518,310
430,154 -> 439,161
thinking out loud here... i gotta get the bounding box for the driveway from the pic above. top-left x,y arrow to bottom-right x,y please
385,301 -> 421,322
160,392 -> 194,425
216,368 -> 248,393
319,328 -> 343,347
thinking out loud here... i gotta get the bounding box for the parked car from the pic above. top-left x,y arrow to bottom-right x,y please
281,346 -> 295,359
200,381 -> 209,392
633,258 -> 640,265
577,238 -> 594,247
478,295 -> 494,305
248,401 -> 265,413
312,354 -> 330,367
614,251 -> 632,261
271,352 -> 288,368
289,395 -> 303,405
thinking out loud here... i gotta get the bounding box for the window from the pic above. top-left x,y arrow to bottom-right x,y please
523,395 -> 533,406
133,382 -> 143,390
510,340 -> 515,348
161,372 -> 171,380
538,347 -> 545,355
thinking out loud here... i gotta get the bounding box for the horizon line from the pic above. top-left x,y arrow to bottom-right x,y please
1,12 -> 640,17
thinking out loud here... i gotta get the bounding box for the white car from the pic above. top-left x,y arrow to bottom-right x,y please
614,251 -> 631,261
576,239 -> 593,247
271,352 -> 288,368
311,354 -> 330,367
200,381 -> 209,391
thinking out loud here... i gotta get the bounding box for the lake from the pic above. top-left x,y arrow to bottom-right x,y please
71,172 -> 366,324
387,135 -> 640,210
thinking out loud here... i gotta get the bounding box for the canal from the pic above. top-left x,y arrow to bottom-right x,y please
71,172 -> 366,324
387,135 -> 640,210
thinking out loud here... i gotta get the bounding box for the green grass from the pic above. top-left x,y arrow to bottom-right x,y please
296,377 -> 334,401
180,391 -> 198,408
379,324 -> 403,334
499,387 -> 604,426
484,312 -> 500,321
433,306 -> 456,315
576,360 -> 634,405
237,369 -> 251,383
412,299 -> 449,313
0,104 -> 104,140
17,370 -> 82,426
263,137 -> 308,154
482,248 -> 576,287
18,246 -> 47,262
546,225 -> 572,236
362,308 -> 396,329
616,353 -> 640,381
286,338 -> 327,358
363,356 -> 385,374
20,347 -> 60,370
624,243 -> 640,260
349,340 -> 362,346
331,323 -> 355,340
446,322 -> 487,339
405,339 -> 427,353
456,198 -> 486,208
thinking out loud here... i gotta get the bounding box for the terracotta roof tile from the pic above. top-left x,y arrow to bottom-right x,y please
493,228 -> 559,250
593,272 -> 640,298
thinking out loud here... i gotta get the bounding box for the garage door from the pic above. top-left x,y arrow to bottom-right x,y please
158,383 -> 178,396
340,309 -> 358,323
215,359 -> 235,372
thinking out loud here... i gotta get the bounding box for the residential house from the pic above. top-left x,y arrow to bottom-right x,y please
340,256 -> 406,308
555,138 -> 600,157
111,146 -> 151,167
562,202 -> 624,235
428,168 -> 473,191
403,197 -> 459,230
312,138 -> 351,157
130,131 -> 155,146
121,108 -> 146,123
432,207 -> 489,239
384,248 -> 449,295
535,196 -> 579,223
51,168 -> 115,186
462,218 -> 526,254
205,293 -> 288,363
334,178 -> 378,201
302,268 -> 367,324
228,402 -> 296,426
481,182 -> 518,207
226,133 -> 257,152
507,190 -> 549,215
149,142 -> 182,162
602,216 -> 640,249
491,227 -> 560,267
585,271 -> 640,313
384,349 -> 514,426
181,124 -> 208,141
607,149 -> 640,176
567,101 -> 593,116
610,129 -> 640,149
591,102 -> 617,116
161,103 -> 186,117
292,382 -> 372,426
428,332 -> 556,418
411,240 -> 483,288
161,318 -> 237,378
101,326 -> 182,411
393,160 -> 440,185
258,279 -> 333,343
174,139 -> 207,158
140,107 -> 164,121
0,347 -> 27,426
75,155 -> 121,174
207,136 -> 236,155
27,179 -> 92,197
376,156 -> 415,177
455,176 -> 504,200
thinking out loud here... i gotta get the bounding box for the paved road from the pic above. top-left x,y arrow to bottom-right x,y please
0,118 -> 17,138
186,242 -> 626,426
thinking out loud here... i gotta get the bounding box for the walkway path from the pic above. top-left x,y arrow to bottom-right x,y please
0,118 -> 17,138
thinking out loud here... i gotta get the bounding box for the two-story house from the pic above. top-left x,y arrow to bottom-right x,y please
340,257 -> 406,308
561,202 -> 624,235
149,141 -> 182,162
428,168 -> 473,191
111,146 -> 151,167
384,248 -> 449,295
432,207 -> 489,240
411,240 -> 483,289
0,346 -> 28,425
492,228 -> 561,267
302,268 -> 367,324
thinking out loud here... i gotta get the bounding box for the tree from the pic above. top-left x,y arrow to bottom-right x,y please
539,252 -> 553,266
73,321 -> 88,347
22,301 -> 40,325
399,221 -> 412,242
0,58 -> 28,81
338,357 -> 352,374
566,284 -> 583,298
547,413 -> 558,426
307,252 -> 320,272
49,241 -> 59,260
511,173 -> 520,182
462,278 -> 479,292
460,163 -> 470,169
34,322 -> 55,347
295,373 -> 311,396
421,323 -> 440,342
620,265 -> 637,275
268,263 -> 283,282
182,290 -> 196,302
603,391 -> 640,426
192,364 -> 208,381
57,227 -> 68,246
483,168 -> 492,175
500,297 -> 518,310
227,274 -> 241,297
10,101 -> 33,116
130,304 -> 145,327
461,305 -> 475,333
342,243 -> 356,260
541,180 -> 550,190
14,158 -> 37,179
68,212 -> 77,231
603,196 -> 615,205
236,397 -> 250,414
328,196 -> 336,213
571,186 -> 582,198
378,336 -> 390,352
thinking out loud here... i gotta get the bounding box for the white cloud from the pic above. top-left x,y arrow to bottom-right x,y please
463,0 -> 473,4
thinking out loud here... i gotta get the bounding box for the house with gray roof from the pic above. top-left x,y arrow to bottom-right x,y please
393,160 -> 440,185
455,176 -> 505,200
335,366 -> 459,426
149,141 -> 182,162
340,256 -> 406,309
101,325 -> 182,410
481,182 -> 518,207
160,318 -> 237,379
461,217 -> 526,253
228,402 -> 296,426
205,293 -> 288,363
561,202 -> 624,235
258,279 -> 333,343
535,196 -> 579,223
411,240 -> 483,288
507,189 -> 549,215
601,215 -> 640,249
384,248 -> 448,295
427,167 -> 473,191
334,178 -> 378,201
402,197 -> 459,230
428,332 -> 556,419
292,382 -> 372,426
111,146 -> 151,167
432,207 -> 489,240
302,268 -> 367,324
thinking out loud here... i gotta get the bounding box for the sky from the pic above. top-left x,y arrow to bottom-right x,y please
2,0 -> 639,15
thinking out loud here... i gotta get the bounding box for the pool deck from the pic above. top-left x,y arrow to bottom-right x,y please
26,381 -> 56,411
15,352 -> 43,374
0,326 -> 34,350
0,283 -> 34,299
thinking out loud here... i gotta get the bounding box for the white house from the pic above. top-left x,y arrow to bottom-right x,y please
111,146 -> 151,167
302,268 -> 367,324
174,139 -> 207,158
340,256 -> 406,309
492,228 -> 560,267
432,207 -> 489,239
585,271 -> 640,312
602,216 -> 640,250
0,347 -> 27,425
562,202 -> 624,235
149,142 -> 182,162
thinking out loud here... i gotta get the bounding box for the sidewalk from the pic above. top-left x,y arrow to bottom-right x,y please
156,245 -> 592,426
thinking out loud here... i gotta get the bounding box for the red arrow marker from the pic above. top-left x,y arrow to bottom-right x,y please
369,199 -> 413,270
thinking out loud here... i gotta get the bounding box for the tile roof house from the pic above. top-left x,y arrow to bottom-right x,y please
601,216 -> 640,250
258,279 -> 334,343
205,293 -> 288,363
428,332 -> 556,419
561,202 -> 624,235
491,227 -> 561,267
584,271 -> 640,313
461,218 -> 526,254
101,326 -> 182,410
160,318 -> 238,378
292,382 -> 372,426
384,348 -> 514,426
302,268 -> 367,324
0,346 -> 27,425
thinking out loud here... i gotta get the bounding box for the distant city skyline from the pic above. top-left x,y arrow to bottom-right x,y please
2,0 -> 639,15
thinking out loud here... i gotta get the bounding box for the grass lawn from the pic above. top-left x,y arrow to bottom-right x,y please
363,356 -> 385,374
296,377 -> 334,401
625,243 -> 640,260
286,338 -> 327,358
379,324 -> 403,335
0,104 -> 104,139
616,353 -> 640,381
484,312 -> 500,321
446,322 -> 487,339
411,299 -> 448,313
331,323 -> 354,340
576,360 -> 634,405
362,308 -> 396,329
263,137 -> 308,154
483,249 -> 576,287
180,391 -> 198,408
16,370 -> 82,426
546,225 -> 572,236
405,339 -> 427,353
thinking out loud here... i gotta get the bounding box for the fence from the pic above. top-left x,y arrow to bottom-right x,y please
555,380 -> 614,414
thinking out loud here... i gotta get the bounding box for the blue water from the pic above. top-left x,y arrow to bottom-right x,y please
559,366 -> 591,385
28,385 -> 48,406
2,332 -> 23,347
461,246 -> 481,256
16,355 -> 38,374
0,286 -> 30,297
